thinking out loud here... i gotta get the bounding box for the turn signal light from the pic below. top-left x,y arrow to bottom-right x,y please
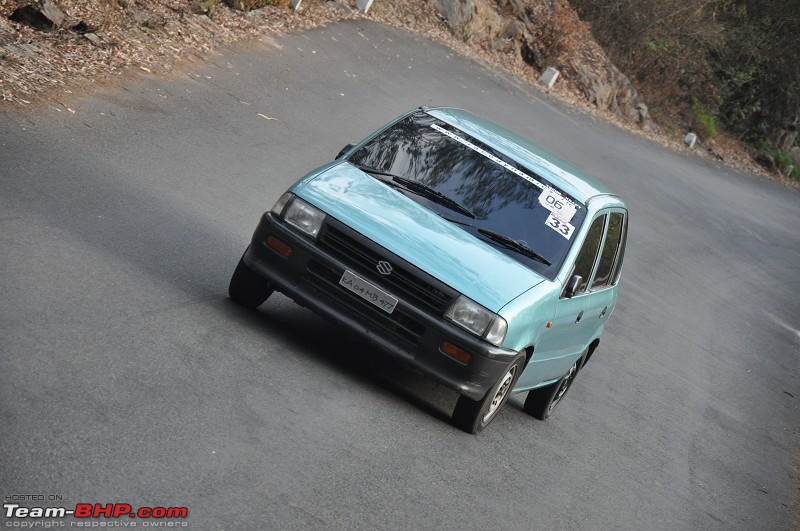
266,235 -> 292,257
440,341 -> 471,365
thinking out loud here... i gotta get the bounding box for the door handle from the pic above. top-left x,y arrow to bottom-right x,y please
575,310 -> 584,323
599,306 -> 608,318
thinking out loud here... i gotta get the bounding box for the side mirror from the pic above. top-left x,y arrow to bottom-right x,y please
335,143 -> 356,160
564,275 -> 582,299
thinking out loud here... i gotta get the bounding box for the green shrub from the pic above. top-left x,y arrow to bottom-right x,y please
691,98 -> 717,139
774,150 -> 798,179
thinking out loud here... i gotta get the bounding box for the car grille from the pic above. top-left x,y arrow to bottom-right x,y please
298,222 -> 457,350
305,260 -> 425,349
318,224 -> 454,314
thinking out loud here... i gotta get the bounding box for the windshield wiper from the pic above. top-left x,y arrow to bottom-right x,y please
442,216 -> 551,265
478,229 -> 551,265
352,164 -> 476,219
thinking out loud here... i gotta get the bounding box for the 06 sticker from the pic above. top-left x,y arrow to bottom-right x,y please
538,188 -> 577,221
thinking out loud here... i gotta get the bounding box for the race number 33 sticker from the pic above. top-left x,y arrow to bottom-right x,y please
538,188 -> 577,221
546,212 -> 575,240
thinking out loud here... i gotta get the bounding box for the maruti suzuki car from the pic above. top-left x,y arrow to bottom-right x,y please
230,107 -> 628,433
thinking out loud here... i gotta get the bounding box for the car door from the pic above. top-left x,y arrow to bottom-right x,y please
519,208 -> 627,386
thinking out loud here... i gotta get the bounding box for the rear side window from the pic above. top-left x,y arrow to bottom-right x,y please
611,213 -> 627,285
592,212 -> 625,289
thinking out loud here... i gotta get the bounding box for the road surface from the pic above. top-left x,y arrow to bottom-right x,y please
1,19 -> 798,530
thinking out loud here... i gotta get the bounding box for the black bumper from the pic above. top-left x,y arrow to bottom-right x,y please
242,213 -> 519,401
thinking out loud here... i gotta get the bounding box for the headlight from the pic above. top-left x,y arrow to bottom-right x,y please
282,196 -> 326,239
444,295 -> 507,347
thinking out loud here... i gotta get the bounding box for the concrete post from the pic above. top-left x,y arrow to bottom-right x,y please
356,0 -> 374,13
538,67 -> 559,89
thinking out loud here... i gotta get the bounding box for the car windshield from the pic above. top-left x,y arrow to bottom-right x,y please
346,111 -> 587,279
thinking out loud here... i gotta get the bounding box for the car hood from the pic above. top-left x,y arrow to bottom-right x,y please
292,162 -> 545,312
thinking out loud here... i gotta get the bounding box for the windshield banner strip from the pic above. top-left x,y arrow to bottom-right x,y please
431,123 -> 543,188
430,123 -> 579,212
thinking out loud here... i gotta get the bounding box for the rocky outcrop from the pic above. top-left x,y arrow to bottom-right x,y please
428,0 -> 535,55
427,0 -> 656,131
429,0 -> 505,42
572,61 -> 654,130
10,0 -> 66,30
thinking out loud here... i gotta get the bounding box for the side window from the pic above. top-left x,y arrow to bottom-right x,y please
571,215 -> 605,294
611,213 -> 628,285
592,212 -> 625,289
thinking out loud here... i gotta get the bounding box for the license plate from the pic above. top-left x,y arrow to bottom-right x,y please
339,270 -> 398,314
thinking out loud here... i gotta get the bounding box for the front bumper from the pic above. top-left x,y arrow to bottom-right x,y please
242,212 -> 519,401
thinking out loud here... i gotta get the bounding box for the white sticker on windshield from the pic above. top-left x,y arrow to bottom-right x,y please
546,212 -> 575,240
538,187 -> 577,222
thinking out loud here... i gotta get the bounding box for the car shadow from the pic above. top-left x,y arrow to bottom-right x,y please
222,295 -> 458,425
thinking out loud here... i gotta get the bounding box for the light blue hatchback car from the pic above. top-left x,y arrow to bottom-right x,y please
230,107 -> 628,433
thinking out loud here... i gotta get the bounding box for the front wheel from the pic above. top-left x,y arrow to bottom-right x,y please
452,353 -> 526,434
228,253 -> 273,309
524,358 -> 579,420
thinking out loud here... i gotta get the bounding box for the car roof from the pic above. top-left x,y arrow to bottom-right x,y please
425,107 -> 619,204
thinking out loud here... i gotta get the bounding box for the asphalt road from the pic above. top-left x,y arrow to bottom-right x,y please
1,20 -> 798,530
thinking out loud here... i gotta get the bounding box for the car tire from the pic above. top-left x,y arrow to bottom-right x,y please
451,353 -> 526,434
228,252 -> 273,309
523,358 -> 580,420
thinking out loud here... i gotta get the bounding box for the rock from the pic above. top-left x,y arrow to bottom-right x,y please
83,33 -> 101,46
39,0 -> 66,28
632,102 -> 652,129
684,132 -> 697,149
428,0 -> 505,43
573,63 -> 612,107
572,60 -> 655,130
428,0 -> 474,36
501,19 -> 526,41
9,0 -> 66,31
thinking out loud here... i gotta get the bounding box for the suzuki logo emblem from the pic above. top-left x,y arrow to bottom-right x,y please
376,261 -> 393,275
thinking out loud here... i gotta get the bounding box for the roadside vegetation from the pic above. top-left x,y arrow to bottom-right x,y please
569,0 -> 799,179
